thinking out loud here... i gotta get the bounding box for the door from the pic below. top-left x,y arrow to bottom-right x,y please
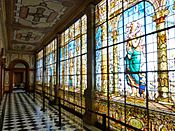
14,72 -> 23,88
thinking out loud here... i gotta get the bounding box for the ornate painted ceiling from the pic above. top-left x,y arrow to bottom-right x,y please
4,0 -> 91,53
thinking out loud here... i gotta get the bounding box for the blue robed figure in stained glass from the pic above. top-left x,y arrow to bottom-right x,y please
125,21 -> 146,97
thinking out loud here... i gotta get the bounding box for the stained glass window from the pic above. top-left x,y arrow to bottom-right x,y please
60,15 -> 87,113
36,50 -> 43,84
45,39 -> 57,97
95,0 -> 175,130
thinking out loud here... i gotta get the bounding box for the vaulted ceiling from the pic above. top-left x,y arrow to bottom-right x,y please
3,0 -> 92,54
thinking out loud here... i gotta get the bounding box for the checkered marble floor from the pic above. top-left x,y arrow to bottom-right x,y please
1,92 -> 87,131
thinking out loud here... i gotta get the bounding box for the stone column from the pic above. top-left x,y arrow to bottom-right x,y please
83,3 -> 97,125
153,9 -> 171,102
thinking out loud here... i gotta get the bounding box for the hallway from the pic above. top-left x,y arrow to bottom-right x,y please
1,91 -> 86,131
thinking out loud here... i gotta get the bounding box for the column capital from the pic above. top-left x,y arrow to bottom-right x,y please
153,9 -> 169,24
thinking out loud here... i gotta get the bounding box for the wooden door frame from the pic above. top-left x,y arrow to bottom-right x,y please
9,59 -> 29,92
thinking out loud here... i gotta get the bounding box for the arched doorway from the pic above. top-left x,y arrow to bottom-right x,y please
9,59 -> 29,92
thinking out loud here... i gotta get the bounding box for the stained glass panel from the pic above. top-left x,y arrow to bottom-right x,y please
95,0 -> 106,26
45,39 -> 57,100
96,23 -> 107,49
95,0 -> 175,130
36,50 -> 43,84
166,0 -> 175,27
108,0 -> 122,18
60,15 -> 87,113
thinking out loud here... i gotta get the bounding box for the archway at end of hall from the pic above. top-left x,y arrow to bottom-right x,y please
9,59 -> 29,92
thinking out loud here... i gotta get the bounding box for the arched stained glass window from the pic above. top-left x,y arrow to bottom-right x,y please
95,0 -> 175,130
60,15 -> 87,113
36,50 -> 43,84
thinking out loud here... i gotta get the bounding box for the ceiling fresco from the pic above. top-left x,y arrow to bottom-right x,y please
3,0 -> 91,53
14,29 -> 44,43
12,44 -> 35,51
15,0 -> 69,28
